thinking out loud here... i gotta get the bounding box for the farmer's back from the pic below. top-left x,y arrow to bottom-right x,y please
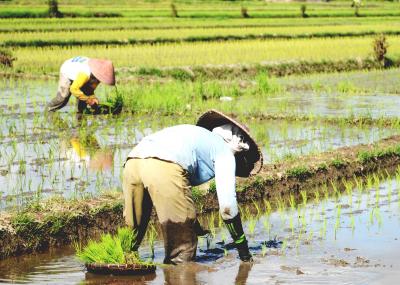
128,124 -> 233,186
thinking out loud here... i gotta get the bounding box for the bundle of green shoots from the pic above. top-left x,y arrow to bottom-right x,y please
84,91 -> 124,115
75,227 -> 146,264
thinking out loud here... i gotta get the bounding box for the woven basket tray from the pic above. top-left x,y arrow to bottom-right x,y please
85,263 -> 156,275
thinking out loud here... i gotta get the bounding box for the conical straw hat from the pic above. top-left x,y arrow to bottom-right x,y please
197,109 -> 263,177
88,58 -> 115,85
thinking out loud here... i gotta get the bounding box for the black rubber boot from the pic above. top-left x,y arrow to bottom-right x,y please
224,214 -> 253,262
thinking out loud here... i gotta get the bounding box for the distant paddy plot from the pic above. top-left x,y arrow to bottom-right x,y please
11,36 -> 400,74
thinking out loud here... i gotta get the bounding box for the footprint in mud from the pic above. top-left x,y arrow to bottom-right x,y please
322,257 -> 350,267
280,265 -> 305,275
344,247 -> 356,252
353,256 -> 371,267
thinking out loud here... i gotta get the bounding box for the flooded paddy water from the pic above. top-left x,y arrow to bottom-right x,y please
1,78 -> 400,209
1,171 -> 400,284
1,70 -> 400,284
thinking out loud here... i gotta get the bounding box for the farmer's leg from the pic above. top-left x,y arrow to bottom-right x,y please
47,74 -> 71,112
141,158 -> 197,264
122,158 -> 153,249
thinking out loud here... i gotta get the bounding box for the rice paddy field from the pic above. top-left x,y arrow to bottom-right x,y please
1,0 -> 400,284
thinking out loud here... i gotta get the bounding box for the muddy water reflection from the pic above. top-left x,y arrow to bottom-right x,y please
1,174 -> 400,284
1,108 -> 398,209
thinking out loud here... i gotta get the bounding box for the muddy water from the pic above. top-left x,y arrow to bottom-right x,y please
0,108 -> 397,209
279,68 -> 400,95
1,78 -> 400,209
1,174 -> 400,284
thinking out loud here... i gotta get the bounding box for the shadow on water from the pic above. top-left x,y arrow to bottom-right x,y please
84,271 -> 157,285
197,238 -> 282,262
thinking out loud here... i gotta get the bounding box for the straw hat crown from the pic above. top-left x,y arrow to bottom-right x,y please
197,109 -> 263,177
88,58 -> 115,86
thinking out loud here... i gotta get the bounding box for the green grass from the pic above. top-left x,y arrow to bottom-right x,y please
286,166 -> 312,180
357,145 -> 400,163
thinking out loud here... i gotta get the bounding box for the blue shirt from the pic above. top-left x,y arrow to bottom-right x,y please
128,124 -> 238,219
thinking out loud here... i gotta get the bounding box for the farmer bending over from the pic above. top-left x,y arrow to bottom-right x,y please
47,56 -> 115,113
123,110 -> 263,264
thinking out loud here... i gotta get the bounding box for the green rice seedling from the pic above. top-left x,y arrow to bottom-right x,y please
342,179 -> 353,196
388,180 -> 393,206
333,204 -> 342,240
321,184 -> 329,201
398,190 -> 400,210
307,229 -> 314,245
373,173 -> 381,191
350,214 -> 356,236
320,217 -> 327,238
218,213 -> 223,229
300,190 -> 307,207
288,215 -> 294,235
300,212 -> 307,230
220,230 -> 227,243
118,227 -> 137,253
244,207 -> 252,221
75,234 -> 126,264
263,199 -> 272,216
281,239 -> 288,255
146,225 -> 157,259
261,243 -> 267,257
275,196 -> 286,212
208,212 -> 216,237
313,189 -> 320,204
330,180 -> 340,200
353,175 -> 363,192
276,197 -> 286,222
348,191 -> 353,207
374,188 -> 380,207
366,174 -> 373,191
289,194 -> 296,211
252,199 -> 261,218
262,217 -> 271,238
369,208 -> 375,226
247,218 -> 257,236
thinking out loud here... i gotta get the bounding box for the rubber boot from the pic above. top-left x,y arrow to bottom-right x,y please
224,214 -> 252,262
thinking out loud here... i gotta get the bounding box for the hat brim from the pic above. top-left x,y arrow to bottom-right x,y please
196,109 -> 263,177
88,59 -> 116,86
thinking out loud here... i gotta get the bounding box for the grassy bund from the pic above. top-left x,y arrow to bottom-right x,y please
2,135 -> 400,259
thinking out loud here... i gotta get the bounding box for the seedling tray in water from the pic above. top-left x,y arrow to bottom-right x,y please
85,263 -> 156,275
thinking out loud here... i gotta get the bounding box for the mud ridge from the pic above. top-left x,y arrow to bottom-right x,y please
1,135 -> 400,259
1,57 -> 399,82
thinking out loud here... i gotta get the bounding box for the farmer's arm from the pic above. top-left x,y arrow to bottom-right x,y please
215,151 -> 252,262
69,72 -> 96,102
215,151 -> 238,220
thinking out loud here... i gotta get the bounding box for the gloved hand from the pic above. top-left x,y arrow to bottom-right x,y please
224,214 -> 253,262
